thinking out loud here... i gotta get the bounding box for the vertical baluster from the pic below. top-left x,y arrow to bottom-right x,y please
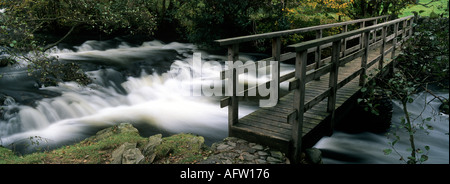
328,40 -> 341,133
359,31 -> 370,86
314,29 -> 322,80
391,22 -> 399,74
379,26 -> 387,71
372,19 -> 378,44
292,49 -> 307,164
228,44 -> 239,136
360,21 -> 365,50
272,37 -> 281,102
402,20 -> 407,46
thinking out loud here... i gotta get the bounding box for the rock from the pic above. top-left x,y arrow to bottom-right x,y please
251,144 -> 264,151
305,148 -> 322,164
92,123 -> 139,141
142,134 -> 162,163
270,151 -> 284,159
266,156 -> 282,163
216,143 -> 231,151
242,152 -> 257,161
0,57 -> 10,67
255,159 -> 267,164
122,148 -> 145,164
257,151 -> 269,156
111,142 -> 137,164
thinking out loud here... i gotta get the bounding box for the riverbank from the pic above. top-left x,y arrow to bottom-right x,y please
0,123 -> 321,164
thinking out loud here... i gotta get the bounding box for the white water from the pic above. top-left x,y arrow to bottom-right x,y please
315,91 -> 449,164
1,39 -> 448,164
0,40 -> 264,153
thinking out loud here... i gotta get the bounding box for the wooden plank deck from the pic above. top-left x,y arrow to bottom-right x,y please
229,43 -> 396,154
217,15 -> 414,162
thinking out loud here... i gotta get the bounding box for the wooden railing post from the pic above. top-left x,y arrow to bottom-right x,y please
292,49 -> 307,164
314,29 -> 322,80
272,37 -> 281,101
359,31 -> 370,86
328,40 -> 341,132
379,26 -> 387,71
402,20 -> 407,46
340,24 -> 348,66
409,18 -> 414,39
372,19 -> 377,44
390,22 -> 399,74
228,44 -> 239,136
359,21 -> 366,50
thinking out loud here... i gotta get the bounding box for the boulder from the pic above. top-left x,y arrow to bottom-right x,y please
142,134 -> 163,163
305,148 -> 322,164
111,142 -> 146,164
111,142 -> 137,164
122,148 -> 145,164
91,123 -> 139,141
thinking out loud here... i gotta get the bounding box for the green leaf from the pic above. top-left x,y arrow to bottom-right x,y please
361,87 -> 367,93
425,146 -> 430,151
420,155 -> 428,162
383,149 -> 392,155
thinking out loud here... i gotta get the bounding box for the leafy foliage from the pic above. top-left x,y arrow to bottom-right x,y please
360,16 -> 449,164
1,0 -> 160,86
396,17 -> 449,87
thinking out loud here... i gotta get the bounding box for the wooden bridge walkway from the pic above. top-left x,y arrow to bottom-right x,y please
215,15 -> 415,163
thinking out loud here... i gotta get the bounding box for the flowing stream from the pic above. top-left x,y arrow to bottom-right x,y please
0,38 -> 288,154
315,90 -> 449,164
0,38 -> 448,163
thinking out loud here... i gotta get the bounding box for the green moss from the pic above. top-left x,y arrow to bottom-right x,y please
0,125 -> 210,164
153,133 -> 210,164
0,124 -> 147,164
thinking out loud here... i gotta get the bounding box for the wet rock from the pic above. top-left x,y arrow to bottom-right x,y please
305,148 -> 322,164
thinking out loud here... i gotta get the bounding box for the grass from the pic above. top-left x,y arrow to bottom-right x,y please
0,124 -> 211,164
401,0 -> 449,17
0,129 -> 147,164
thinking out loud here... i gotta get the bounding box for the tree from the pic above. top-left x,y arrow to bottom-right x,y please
1,0 -> 158,85
339,0 -> 416,19
361,16 -> 449,164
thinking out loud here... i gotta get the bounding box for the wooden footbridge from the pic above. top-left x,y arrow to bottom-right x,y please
215,15 -> 415,163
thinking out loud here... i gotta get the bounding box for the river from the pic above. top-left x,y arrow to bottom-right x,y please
0,38 -> 448,163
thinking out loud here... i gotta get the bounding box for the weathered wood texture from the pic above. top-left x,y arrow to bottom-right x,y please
217,15 -> 414,163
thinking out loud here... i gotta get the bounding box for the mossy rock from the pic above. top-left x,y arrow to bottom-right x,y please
153,133 -> 210,164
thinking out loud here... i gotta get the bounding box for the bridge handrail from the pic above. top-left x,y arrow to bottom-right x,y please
288,15 -> 414,52
216,14 -> 415,163
286,15 -> 414,162
215,15 -> 390,46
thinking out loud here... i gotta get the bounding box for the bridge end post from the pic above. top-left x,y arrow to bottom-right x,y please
272,37 -> 281,103
228,44 -> 239,136
291,49 -> 307,164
